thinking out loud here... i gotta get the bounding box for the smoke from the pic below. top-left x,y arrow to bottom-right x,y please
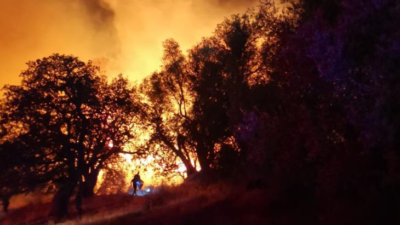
81,0 -> 116,29
0,0 -> 258,88
80,0 -> 121,61
215,0 -> 259,7
0,0 -> 120,88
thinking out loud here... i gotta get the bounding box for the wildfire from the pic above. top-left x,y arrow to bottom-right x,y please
94,150 -> 193,195
108,141 -> 114,148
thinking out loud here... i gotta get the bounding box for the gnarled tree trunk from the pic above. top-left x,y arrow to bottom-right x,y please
49,176 -> 77,219
196,142 -> 211,173
82,168 -> 100,198
182,158 -> 197,176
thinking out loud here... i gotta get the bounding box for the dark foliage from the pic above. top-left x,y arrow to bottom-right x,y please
0,54 -> 140,218
139,0 -> 400,223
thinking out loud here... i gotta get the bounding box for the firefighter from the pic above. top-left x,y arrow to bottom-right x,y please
132,172 -> 141,196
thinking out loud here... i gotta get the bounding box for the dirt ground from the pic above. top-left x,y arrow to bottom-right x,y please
0,194 -> 146,225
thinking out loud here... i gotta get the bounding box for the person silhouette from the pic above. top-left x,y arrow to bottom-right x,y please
132,172 -> 141,196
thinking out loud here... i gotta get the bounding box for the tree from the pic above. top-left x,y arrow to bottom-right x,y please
139,39 -> 198,176
185,37 -> 232,173
1,54 -> 139,218
300,1 -> 400,221
140,10 -> 267,176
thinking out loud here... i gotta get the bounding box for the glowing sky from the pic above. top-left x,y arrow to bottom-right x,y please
0,0 -> 258,89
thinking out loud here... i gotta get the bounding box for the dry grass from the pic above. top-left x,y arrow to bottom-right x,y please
58,195 -> 145,225
0,194 -> 145,225
89,181 -> 269,225
0,201 -> 52,225
0,181 -> 268,225
143,180 -> 241,210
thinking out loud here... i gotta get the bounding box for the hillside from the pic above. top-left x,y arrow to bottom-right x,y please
0,181 -> 271,225
0,194 -> 145,225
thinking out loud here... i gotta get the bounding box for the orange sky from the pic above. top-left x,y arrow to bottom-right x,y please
0,0 -> 258,89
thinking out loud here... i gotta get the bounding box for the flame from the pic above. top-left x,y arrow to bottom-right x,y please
108,140 -> 114,148
95,149 -> 199,194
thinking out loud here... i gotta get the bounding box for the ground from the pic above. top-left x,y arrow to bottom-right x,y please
0,194 -> 145,225
0,183 -> 269,225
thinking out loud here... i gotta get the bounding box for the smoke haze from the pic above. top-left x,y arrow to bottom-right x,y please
0,0 -> 258,89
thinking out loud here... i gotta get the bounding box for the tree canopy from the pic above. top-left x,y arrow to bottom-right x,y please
0,54 -> 140,218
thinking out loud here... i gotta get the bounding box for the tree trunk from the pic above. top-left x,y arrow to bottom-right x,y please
2,197 -> 10,212
182,158 -> 197,176
49,177 -> 77,219
159,132 -> 198,177
82,168 -> 99,198
196,143 -> 211,173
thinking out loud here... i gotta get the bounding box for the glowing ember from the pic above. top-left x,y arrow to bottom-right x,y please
108,141 -> 114,148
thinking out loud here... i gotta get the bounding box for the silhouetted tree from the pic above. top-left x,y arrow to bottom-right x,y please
0,110 -> 45,210
140,6 -> 278,176
139,40 -> 198,176
1,54 -> 139,218
186,37 -> 232,173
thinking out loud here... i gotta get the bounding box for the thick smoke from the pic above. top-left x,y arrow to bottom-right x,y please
0,0 -> 258,89
216,0 -> 259,7
81,0 -> 116,29
80,0 -> 121,60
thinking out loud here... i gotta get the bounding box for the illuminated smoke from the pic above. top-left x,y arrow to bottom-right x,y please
81,0 -> 115,29
0,0 -> 258,88
80,0 -> 121,59
216,0 -> 259,7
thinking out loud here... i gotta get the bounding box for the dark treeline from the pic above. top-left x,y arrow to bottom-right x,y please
1,0 -> 400,223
